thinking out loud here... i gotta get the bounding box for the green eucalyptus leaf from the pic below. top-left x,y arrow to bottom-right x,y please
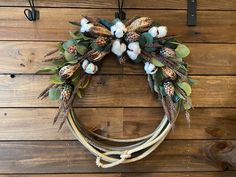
52,59 -> 67,67
174,89 -> 186,100
66,59 -> 78,64
36,66 -> 57,74
177,81 -> 192,96
77,89 -> 82,98
77,44 -> 88,55
151,58 -> 164,67
62,39 -> 76,50
69,21 -> 81,26
50,74 -> 64,84
99,19 -> 113,28
69,31 -> 81,39
183,102 -> 192,110
139,32 -> 153,47
64,51 -> 75,61
49,87 -> 61,100
175,44 -> 190,58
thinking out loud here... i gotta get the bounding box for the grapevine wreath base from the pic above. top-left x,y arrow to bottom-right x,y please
38,16 -> 194,168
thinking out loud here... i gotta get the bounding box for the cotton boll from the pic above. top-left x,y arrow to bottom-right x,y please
85,63 -> 98,74
127,42 -> 141,60
148,26 -> 158,37
82,59 -> 89,70
110,21 -> 127,38
82,60 -> 98,74
80,18 -> 89,26
80,23 -> 94,33
111,40 -> 127,56
144,62 -> 158,74
115,28 -> 124,38
127,50 -> 139,60
128,42 -> 141,54
157,26 -> 167,38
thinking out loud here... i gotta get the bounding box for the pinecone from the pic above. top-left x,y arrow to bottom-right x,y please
61,85 -> 73,102
59,64 -> 80,80
125,31 -> 140,43
95,37 -> 109,47
68,45 -> 77,54
160,47 -> 176,58
163,81 -> 175,96
162,66 -> 176,80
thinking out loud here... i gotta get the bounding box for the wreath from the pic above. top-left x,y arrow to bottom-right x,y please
38,16 -> 195,168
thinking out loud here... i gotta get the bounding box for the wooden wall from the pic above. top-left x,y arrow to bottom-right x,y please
0,0 -> 236,176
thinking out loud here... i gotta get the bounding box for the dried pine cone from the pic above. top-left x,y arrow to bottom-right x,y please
61,84 -> 73,102
162,66 -> 176,80
127,17 -> 153,32
160,47 -> 176,58
125,31 -> 140,43
59,64 -> 80,80
163,81 -> 175,96
95,37 -> 109,47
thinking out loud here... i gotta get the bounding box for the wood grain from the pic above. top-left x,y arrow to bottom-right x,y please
0,140 -> 235,173
0,172 -> 236,177
0,0 -> 236,10
0,108 -> 235,140
1,42 -> 236,75
0,8 -> 235,42
0,75 -> 235,107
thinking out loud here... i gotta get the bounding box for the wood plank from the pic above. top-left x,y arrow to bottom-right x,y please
0,0 -> 236,10
1,42 -> 236,75
0,75 -> 235,107
0,8 -> 235,42
0,172 -> 235,177
0,140 -> 235,173
122,172 -> 236,177
0,108 -> 235,140
0,175 -> 120,177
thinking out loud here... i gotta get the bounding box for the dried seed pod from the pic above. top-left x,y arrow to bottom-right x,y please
125,31 -> 140,43
59,64 -> 80,80
162,66 -> 177,80
89,26 -> 112,37
67,45 -> 77,54
61,85 -> 73,102
127,17 -> 153,32
160,47 -> 176,58
163,81 -> 175,96
118,54 -> 128,64
87,49 -> 108,62
95,37 -> 109,47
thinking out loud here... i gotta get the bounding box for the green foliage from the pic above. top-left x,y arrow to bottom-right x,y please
64,51 -> 76,61
69,21 -> 81,26
62,39 -> 76,50
99,19 -> 113,28
77,44 -> 88,55
151,58 -> 164,67
36,66 -> 57,74
50,74 -> 64,84
49,87 -> 61,100
139,32 -> 153,47
175,44 -> 190,58
177,81 -> 192,96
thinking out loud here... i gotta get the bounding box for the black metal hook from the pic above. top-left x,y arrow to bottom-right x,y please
115,0 -> 126,20
24,0 -> 39,21
187,0 -> 197,26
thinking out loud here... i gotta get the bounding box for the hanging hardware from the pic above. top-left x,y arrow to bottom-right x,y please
115,0 -> 126,20
187,0 -> 197,26
24,0 -> 39,21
